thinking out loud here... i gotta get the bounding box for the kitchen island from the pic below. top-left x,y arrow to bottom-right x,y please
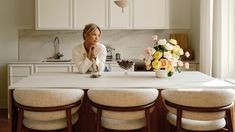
8,71 -> 235,132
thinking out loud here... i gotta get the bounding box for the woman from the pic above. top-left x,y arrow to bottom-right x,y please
72,23 -> 107,73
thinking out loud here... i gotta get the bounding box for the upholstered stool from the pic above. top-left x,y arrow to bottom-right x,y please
13,88 -> 84,132
162,89 -> 235,132
87,88 -> 158,132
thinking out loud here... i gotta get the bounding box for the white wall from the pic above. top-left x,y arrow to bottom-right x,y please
169,0 -> 191,29
190,0 -> 201,63
17,0 -> 35,29
0,0 -> 18,108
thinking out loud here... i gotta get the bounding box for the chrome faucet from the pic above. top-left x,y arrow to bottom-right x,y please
53,36 -> 63,59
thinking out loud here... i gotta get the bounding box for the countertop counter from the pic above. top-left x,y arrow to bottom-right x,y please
8,59 -> 120,64
9,71 -> 234,89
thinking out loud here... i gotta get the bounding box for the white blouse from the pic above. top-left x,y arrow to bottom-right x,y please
72,43 -> 107,73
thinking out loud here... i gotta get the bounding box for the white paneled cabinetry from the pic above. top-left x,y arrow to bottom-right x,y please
133,0 -> 168,29
8,62 -> 134,85
34,64 -> 72,73
106,62 -> 134,72
36,0 -> 72,29
73,0 -> 108,29
109,0 -> 132,29
8,63 -> 73,85
35,0 -> 169,29
8,64 -> 34,85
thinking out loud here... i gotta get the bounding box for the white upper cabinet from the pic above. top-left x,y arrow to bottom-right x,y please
133,0 -> 169,29
109,0 -> 132,29
36,0 -> 72,30
73,0 -> 108,29
35,0 -> 169,30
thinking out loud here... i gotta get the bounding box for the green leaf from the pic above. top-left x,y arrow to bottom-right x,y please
168,71 -> 173,77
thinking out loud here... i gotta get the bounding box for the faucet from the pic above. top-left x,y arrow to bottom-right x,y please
53,36 -> 63,59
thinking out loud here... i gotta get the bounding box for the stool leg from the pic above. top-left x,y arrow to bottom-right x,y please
145,108 -> 151,132
66,109 -> 72,132
226,109 -> 233,132
17,108 -> 23,132
176,109 -> 182,132
96,108 -> 102,132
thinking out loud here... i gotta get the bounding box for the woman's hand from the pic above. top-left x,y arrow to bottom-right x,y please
87,45 -> 97,60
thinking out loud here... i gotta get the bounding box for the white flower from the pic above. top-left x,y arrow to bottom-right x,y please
184,62 -> 190,69
163,52 -> 172,60
177,60 -> 183,66
170,60 -> 177,67
185,51 -> 190,58
164,43 -> 174,50
169,39 -> 178,45
158,39 -> 167,45
179,48 -> 184,55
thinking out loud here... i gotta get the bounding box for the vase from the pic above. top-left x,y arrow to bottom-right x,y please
155,69 -> 169,78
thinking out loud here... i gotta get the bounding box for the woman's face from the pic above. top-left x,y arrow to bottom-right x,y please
85,29 -> 101,45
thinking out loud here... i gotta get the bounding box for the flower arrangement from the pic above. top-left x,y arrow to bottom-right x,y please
143,35 -> 190,77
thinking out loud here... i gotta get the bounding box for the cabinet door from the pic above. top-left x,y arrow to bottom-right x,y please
109,0 -> 132,29
133,0 -> 169,29
36,0 -> 72,29
107,63 -> 134,72
35,64 -> 72,73
73,0 -> 108,29
8,64 -> 34,77
8,64 -> 34,85
181,63 -> 199,71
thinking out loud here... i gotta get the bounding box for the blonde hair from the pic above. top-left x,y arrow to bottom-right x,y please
83,23 -> 101,40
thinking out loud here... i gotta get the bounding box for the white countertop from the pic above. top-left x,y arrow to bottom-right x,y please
8,59 -> 119,64
9,71 -> 234,89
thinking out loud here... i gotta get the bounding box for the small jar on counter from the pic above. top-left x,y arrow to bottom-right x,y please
115,53 -> 121,60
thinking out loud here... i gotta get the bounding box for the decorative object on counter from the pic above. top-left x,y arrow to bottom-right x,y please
117,59 -> 134,75
115,53 -> 121,60
114,0 -> 128,13
106,45 -> 115,61
143,35 -> 190,78
90,59 -> 101,78
155,69 -> 169,78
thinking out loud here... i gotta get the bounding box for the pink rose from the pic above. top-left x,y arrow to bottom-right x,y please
152,35 -> 158,43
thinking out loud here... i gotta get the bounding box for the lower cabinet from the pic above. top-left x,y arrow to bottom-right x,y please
181,63 -> 199,71
8,63 -> 73,85
34,64 -> 72,73
106,62 -> 134,72
8,64 -> 34,85
8,62 -> 134,86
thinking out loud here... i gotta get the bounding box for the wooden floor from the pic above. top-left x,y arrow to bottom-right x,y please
0,109 -> 10,132
0,109 -> 144,132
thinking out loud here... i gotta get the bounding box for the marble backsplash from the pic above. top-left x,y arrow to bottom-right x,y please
18,29 -> 192,60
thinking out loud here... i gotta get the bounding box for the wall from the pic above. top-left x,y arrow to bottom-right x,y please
19,29 -> 191,60
0,0 -> 18,108
190,0 -> 201,62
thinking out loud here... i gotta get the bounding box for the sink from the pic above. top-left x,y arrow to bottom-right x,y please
41,59 -> 72,62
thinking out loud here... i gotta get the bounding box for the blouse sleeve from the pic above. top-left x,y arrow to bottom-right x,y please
72,47 -> 92,73
95,44 -> 107,72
